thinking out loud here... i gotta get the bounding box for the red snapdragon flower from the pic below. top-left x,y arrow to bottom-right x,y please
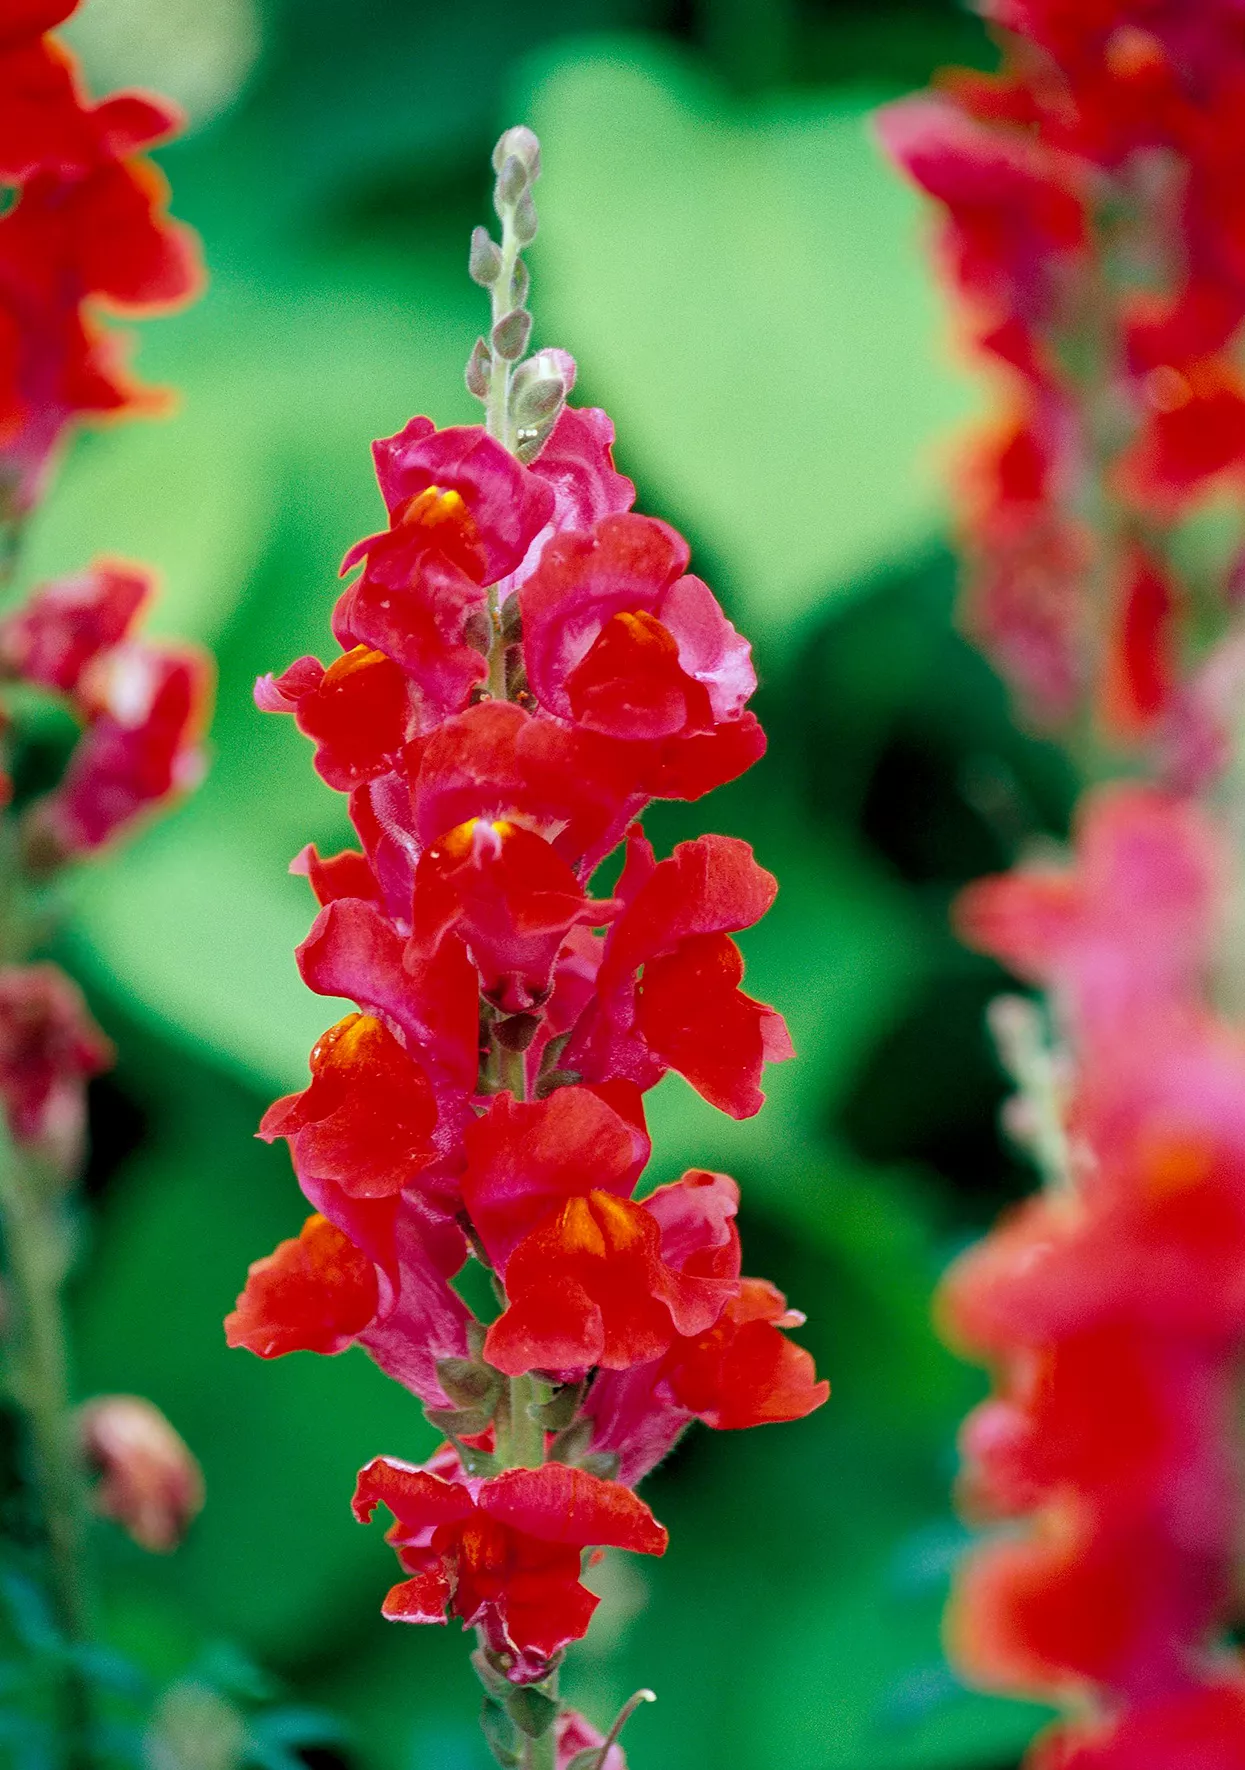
567,827 -> 793,1116
260,1012 -> 440,1199
255,647 -> 411,791
587,1173 -> 829,1480
410,817 -> 619,1014
0,962 -> 111,1162
0,558 -> 148,692
333,418 -> 554,718
226,1199 -> 473,1410
225,1212 -> 381,1357
520,512 -> 756,743
957,784 -> 1221,1045
30,637 -> 213,855
354,1451 -> 667,1681
460,1086 -> 737,1375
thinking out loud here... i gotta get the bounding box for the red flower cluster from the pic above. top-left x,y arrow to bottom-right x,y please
951,786 -> 1245,1765
877,0 -> 1245,744
0,1 -> 200,517
0,559 -> 213,863
0,10 -> 208,1163
0,0 -> 208,1620
882,8 -> 1245,1767
228,127 -> 827,1739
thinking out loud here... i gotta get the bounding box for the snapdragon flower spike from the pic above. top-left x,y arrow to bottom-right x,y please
877,5 -> 1245,753
937,786 -> 1245,1753
882,13 -> 1245,1763
233,122 -> 827,1749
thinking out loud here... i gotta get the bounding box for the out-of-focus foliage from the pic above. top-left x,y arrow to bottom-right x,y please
15,0 -> 1081,1765
525,42 -> 976,644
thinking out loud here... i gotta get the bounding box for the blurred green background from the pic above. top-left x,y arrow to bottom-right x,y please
16,0 -> 1085,1764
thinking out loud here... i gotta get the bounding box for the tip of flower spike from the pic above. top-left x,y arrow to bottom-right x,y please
492,126 -> 541,180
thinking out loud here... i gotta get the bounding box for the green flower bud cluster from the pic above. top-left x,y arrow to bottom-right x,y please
465,127 -> 567,462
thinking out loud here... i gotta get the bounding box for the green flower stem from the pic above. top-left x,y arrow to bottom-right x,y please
506,1372 -> 544,1471
473,131 -> 557,1765
0,1121 -> 94,1768
491,1047 -> 544,1474
483,193 -> 523,703
523,1699 -> 557,1770
485,197 -> 522,456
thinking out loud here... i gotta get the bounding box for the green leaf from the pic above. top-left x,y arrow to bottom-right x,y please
480,1696 -> 522,1767
506,1684 -> 559,1739
520,39 -> 977,648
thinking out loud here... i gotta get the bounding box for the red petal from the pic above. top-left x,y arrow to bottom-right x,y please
638,931 -> 790,1118
225,1214 -> 378,1357
292,645 -> 410,790
259,1013 -> 438,1198
480,1464 -> 667,1555
289,844 -> 382,908
381,1567 -> 453,1624
637,711 -> 767,799
1098,549 -> 1177,740
461,1086 -> 647,1267
352,1455 -> 475,1530
0,3 -> 77,47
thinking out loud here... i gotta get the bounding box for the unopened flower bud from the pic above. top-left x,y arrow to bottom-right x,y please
560,1705 -> 633,1770
515,416 -> 560,464
494,153 -> 528,211
462,609 -> 493,656
500,596 -> 524,644
510,257 -> 531,309
512,190 -> 538,246
469,226 -> 503,288
492,308 -> 532,363
465,337 -> 492,400
80,1394 -> 204,1553
512,358 -> 566,426
491,125 -> 541,180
